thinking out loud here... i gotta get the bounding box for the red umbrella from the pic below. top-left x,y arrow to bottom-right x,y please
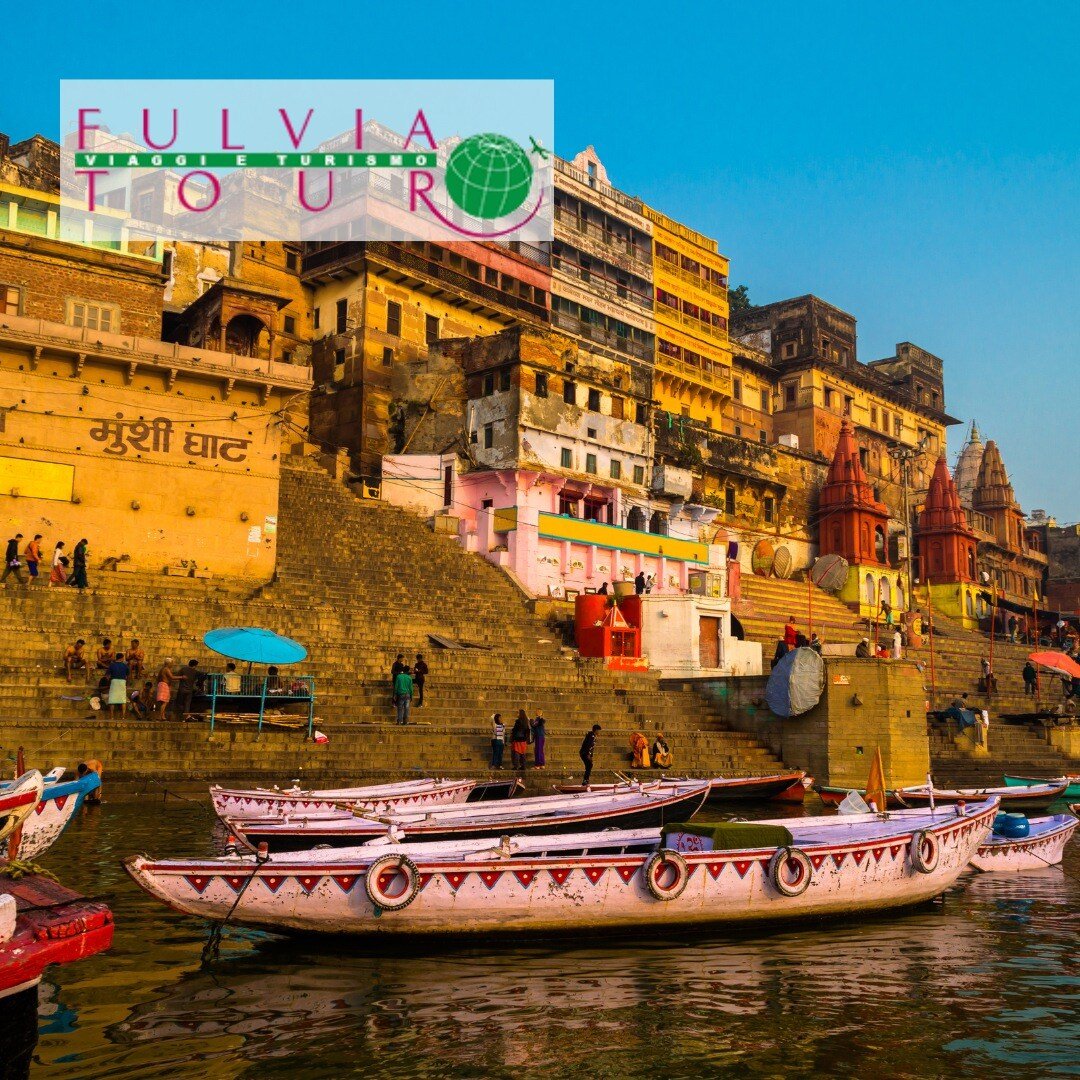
1027,651 -> 1080,678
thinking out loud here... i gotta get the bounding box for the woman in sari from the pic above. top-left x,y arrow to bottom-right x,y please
629,731 -> 650,769
50,541 -> 68,586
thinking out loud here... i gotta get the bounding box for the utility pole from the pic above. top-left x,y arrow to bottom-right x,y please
888,437 -> 928,612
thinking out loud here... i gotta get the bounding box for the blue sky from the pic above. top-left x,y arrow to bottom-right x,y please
11,1 -> 1079,518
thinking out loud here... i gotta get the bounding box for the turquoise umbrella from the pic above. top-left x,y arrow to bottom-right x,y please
202,627 -> 308,665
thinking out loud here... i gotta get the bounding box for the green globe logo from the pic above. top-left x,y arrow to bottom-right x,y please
445,133 -> 534,219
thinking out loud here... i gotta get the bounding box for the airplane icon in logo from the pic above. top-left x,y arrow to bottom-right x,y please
528,136 -> 550,160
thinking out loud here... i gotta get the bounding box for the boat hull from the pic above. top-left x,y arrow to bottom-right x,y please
970,814 -> 1078,872
234,786 -> 710,851
1004,775 -> 1080,799
210,778 -> 476,820
897,783 -> 1067,813
125,802 -> 997,937
16,773 -> 101,861
814,786 -> 908,810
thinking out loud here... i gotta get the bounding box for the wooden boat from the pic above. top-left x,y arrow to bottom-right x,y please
228,782 -> 712,852
124,797 -> 1000,937
815,785 -> 909,810
662,771 -> 809,802
210,777 -> 476,820
1004,774 -> 1080,799
0,773 -> 44,844
554,780 -> 662,795
13,770 -> 101,861
896,780 -> 1068,813
0,766 -> 66,790
771,775 -> 815,804
969,812 -> 1078,872
0,873 -> 114,1000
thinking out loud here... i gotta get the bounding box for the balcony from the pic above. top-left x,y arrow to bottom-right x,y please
538,510 -> 708,564
366,243 -> 550,324
554,207 -> 652,279
653,251 -> 728,299
553,259 -> 652,314
654,351 -> 732,394
554,158 -> 644,215
551,309 -> 653,361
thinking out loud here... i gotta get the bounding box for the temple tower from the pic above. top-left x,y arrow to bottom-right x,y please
918,456 -> 980,628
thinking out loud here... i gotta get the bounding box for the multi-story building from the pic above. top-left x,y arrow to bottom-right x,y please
643,205 -> 731,430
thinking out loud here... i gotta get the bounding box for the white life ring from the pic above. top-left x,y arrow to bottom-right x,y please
768,846 -> 812,896
909,830 -> 940,874
644,849 -> 690,901
365,853 -> 421,911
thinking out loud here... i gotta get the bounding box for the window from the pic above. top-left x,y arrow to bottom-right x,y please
784,382 -> 796,405
587,387 -> 601,411
483,423 -> 494,449
425,314 -> 439,344
633,464 -> 645,486
764,497 -> 775,524
844,395 -> 853,416
499,368 -> 512,391
1,285 -> 20,315
563,379 -> 576,405
283,314 -> 296,334
313,307 -> 320,330
759,430 -> 767,443
333,348 -> 345,381
732,377 -> 742,402
824,387 -> 834,409
586,427 -> 597,439
859,447 -> 869,470
535,371 -> 548,397
893,416 -> 903,437
386,300 -> 401,336
583,498 -> 608,523
67,300 -> 117,333
286,250 -> 299,271
382,346 -> 394,366
870,405 -> 878,426
725,487 -> 736,515
734,425 -> 742,437
282,350 -> 293,364
559,495 -> 579,517
610,395 -> 624,420
782,341 -> 797,359
760,388 -> 769,413
560,447 -> 572,469
636,402 -> 648,425
610,460 -> 622,480
585,453 -> 598,474
483,373 -> 495,396
336,298 -> 347,334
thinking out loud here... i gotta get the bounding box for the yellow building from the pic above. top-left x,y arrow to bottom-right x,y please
643,207 -> 732,429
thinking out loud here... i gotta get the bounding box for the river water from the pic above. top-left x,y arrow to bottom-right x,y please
18,796 -> 1080,1078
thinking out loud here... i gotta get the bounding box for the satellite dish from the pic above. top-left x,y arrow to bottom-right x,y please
773,546 -> 793,580
765,647 -> 825,717
751,539 -> 775,577
811,553 -> 850,593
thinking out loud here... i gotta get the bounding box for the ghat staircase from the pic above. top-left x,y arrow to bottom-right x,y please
0,456 -> 785,784
737,573 -> 1079,783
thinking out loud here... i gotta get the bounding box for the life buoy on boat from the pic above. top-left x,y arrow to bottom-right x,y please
644,849 -> 690,901
909,830 -> 939,874
364,853 -> 421,911
768,846 -> 812,896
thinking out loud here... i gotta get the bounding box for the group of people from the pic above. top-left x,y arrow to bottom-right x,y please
490,709 -> 548,769
629,730 -> 673,769
390,652 -> 429,725
64,636 -> 239,720
771,616 -> 825,668
3,534 -> 90,589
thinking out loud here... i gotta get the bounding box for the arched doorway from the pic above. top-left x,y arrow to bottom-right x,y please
865,573 -> 875,605
626,506 -> 646,532
225,314 -> 269,358
878,577 -> 892,607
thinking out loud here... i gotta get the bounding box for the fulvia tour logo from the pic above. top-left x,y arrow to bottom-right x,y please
59,80 -> 554,243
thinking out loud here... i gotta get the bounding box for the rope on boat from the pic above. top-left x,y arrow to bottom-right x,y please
200,845 -> 271,964
0,858 -> 59,883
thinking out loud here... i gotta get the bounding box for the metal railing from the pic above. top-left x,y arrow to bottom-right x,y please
206,672 -> 316,737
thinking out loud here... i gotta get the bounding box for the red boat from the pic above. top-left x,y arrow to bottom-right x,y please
0,873 -> 114,1000
662,771 -> 809,802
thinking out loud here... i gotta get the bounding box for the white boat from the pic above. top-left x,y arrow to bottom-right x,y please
14,771 -> 102,861
895,781 -> 1067,812
969,812 -> 1078,872
0,772 -> 44,845
226,782 -> 712,851
124,798 -> 999,936
210,777 -> 476,819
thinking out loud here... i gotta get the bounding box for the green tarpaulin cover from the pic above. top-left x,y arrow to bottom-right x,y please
661,821 -> 794,851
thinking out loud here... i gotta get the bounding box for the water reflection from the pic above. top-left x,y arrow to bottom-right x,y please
30,801 -> 1080,1079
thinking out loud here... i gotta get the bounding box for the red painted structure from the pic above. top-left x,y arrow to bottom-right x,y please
918,456 -> 977,584
575,595 -> 642,669
817,417 -> 890,566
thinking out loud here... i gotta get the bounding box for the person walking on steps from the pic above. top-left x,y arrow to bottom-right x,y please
510,709 -> 531,770
23,534 -> 42,585
2,533 -> 27,585
490,712 -> 506,768
68,538 -> 90,590
579,724 -> 601,786
412,653 -> 429,707
1023,660 -> 1037,696
393,666 -> 414,725
531,709 -> 547,769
